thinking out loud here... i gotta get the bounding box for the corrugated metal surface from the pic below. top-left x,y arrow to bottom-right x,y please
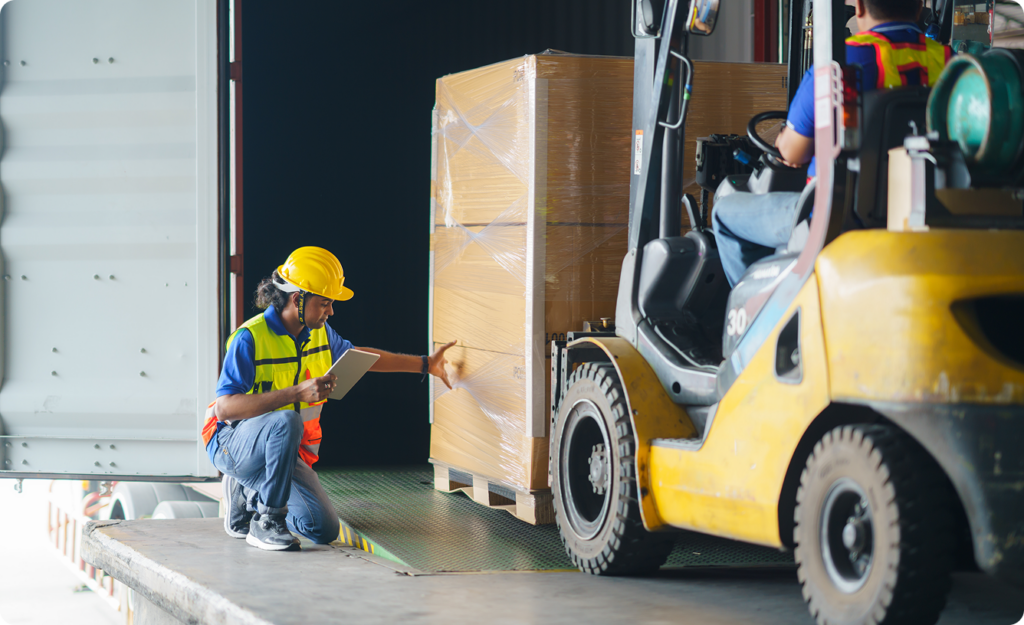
319,466 -> 794,572
0,0 -> 219,478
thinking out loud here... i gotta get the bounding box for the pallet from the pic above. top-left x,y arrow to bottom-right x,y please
430,460 -> 554,525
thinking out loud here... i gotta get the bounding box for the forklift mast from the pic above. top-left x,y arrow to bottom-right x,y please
618,0 -> 848,396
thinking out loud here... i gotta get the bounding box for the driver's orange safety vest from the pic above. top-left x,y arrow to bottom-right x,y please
847,31 -> 951,89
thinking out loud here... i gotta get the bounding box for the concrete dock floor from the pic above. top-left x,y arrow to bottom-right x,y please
82,518 -> 1024,625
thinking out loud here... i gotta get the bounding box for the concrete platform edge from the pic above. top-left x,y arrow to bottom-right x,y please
82,520 -> 272,625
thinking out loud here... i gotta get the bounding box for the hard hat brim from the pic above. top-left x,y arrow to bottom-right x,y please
335,286 -> 355,302
276,265 -> 354,302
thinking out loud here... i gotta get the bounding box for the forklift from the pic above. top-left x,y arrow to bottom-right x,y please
549,0 -> 1024,623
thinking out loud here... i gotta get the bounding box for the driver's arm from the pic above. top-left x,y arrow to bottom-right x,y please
777,66 -> 816,168
776,126 -> 814,166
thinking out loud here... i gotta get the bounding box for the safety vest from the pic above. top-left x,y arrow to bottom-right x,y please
847,31 -> 951,89
201,313 -> 333,468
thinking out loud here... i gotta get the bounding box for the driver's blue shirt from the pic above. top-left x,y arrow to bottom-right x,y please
786,22 -> 927,178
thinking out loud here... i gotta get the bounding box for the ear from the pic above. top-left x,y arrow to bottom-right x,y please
914,0 -> 923,20
289,292 -> 302,308
855,0 -> 868,18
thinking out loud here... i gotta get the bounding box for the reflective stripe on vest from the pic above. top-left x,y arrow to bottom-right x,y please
843,31 -> 946,88
229,313 -> 333,467
847,31 -> 949,89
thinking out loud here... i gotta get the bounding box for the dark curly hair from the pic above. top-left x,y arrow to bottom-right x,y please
254,271 -> 293,314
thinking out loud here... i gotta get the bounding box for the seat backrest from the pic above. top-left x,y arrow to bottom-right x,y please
785,178 -> 817,253
854,86 -> 931,226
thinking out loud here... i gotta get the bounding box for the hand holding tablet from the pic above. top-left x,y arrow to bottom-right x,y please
325,348 -> 380,400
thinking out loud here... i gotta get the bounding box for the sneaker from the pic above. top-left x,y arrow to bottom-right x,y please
245,512 -> 300,551
222,475 -> 253,539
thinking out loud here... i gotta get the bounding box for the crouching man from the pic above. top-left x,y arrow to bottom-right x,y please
201,246 -> 454,551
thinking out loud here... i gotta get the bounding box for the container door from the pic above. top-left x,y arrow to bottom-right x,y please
0,0 -> 222,479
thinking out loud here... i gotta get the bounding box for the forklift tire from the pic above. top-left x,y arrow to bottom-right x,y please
794,425 -> 954,625
551,362 -> 672,575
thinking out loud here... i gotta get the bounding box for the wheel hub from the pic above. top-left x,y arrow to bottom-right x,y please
820,479 -> 874,593
588,444 -> 609,495
559,399 -> 613,541
841,522 -> 861,551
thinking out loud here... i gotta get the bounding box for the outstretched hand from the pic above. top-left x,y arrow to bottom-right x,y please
428,341 -> 457,390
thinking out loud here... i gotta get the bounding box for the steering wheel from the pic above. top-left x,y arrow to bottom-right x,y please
747,110 -> 788,162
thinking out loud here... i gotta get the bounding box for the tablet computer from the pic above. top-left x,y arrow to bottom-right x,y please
326,348 -> 380,401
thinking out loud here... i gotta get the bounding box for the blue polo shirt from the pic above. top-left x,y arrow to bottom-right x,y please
786,22 -> 928,178
207,306 -> 353,462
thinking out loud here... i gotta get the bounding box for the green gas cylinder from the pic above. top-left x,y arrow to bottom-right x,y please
927,49 -> 1024,182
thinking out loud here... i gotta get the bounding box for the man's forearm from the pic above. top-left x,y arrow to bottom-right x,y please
776,126 -> 814,166
359,347 -> 421,373
216,387 -> 299,421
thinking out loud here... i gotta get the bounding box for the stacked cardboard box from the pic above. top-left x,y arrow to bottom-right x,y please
429,53 -> 632,500
427,54 -> 789,521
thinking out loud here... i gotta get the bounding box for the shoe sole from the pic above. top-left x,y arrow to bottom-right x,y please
246,532 -> 300,551
222,476 -> 248,539
224,520 -> 248,539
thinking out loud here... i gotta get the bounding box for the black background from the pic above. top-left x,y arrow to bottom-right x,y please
240,1 -> 633,468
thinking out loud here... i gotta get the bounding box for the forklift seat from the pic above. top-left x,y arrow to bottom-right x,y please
853,86 -> 931,227
783,178 -> 817,253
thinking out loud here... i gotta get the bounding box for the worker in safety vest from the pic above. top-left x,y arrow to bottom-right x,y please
202,247 -> 456,551
711,0 -> 951,287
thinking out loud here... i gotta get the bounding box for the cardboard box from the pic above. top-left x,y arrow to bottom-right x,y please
429,344 -> 550,490
686,61 -> 790,219
430,52 -> 632,463
428,54 -> 789,492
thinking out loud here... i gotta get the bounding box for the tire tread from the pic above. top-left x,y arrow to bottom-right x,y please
551,362 -> 671,575
795,424 -> 954,625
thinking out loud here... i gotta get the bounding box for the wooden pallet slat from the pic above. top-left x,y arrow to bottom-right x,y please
431,460 -> 554,526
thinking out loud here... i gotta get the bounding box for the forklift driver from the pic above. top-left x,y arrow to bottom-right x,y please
711,0 -> 951,286
201,246 -> 456,551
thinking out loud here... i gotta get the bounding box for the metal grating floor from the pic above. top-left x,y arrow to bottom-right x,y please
319,467 -> 794,573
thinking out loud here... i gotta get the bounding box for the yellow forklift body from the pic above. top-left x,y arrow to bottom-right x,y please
592,228 -> 1024,549
647,277 -> 830,546
567,336 -> 698,529
818,229 -> 1024,405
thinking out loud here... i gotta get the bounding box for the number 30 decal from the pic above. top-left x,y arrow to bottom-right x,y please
726,308 -> 748,336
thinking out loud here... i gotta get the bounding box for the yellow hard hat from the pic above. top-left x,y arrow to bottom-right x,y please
276,247 -> 354,302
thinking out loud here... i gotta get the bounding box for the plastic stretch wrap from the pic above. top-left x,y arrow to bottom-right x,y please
427,56 -> 789,490
428,53 -> 632,490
